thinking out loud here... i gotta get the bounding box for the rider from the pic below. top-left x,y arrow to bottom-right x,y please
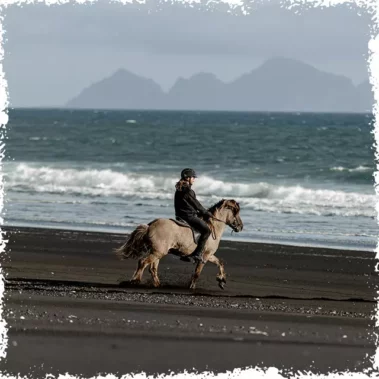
174,168 -> 213,262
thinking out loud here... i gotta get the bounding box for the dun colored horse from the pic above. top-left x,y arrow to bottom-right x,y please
114,199 -> 243,290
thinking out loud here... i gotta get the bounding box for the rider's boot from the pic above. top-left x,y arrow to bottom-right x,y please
180,256 -> 192,262
188,238 -> 207,263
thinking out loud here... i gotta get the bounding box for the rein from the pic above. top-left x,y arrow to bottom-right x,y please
208,215 -> 229,240
210,215 -> 228,225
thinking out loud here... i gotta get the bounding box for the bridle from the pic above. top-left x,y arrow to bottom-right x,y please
208,205 -> 240,240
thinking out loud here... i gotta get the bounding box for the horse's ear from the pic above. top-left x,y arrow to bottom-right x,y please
235,201 -> 240,212
222,199 -> 232,209
228,200 -> 240,213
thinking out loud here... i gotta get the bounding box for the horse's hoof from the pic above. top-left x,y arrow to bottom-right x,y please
217,277 -> 226,289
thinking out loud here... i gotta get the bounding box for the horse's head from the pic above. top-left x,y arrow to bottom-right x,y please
210,199 -> 243,232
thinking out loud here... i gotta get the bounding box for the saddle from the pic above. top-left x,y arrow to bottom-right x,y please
170,217 -> 201,245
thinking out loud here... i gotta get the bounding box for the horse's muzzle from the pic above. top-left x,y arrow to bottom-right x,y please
231,223 -> 243,232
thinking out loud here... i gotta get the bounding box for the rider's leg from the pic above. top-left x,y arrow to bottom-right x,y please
186,216 -> 211,261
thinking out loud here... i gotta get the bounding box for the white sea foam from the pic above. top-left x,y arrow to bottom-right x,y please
5,163 -> 376,218
330,165 -> 372,173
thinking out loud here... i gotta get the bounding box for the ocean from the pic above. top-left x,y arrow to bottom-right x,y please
2,108 -> 377,251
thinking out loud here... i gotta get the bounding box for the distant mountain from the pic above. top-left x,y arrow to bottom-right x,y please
166,73 -> 227,111
227,57 -> 361,112
66,68 -> 165,110
65,58 -> 374,113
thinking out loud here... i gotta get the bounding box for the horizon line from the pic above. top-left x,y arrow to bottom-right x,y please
7,106 -> 373,116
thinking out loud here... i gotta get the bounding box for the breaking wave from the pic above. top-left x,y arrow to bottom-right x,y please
5,163 -> 376,218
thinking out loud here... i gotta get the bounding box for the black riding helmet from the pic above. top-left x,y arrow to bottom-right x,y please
181,168 -> 197,179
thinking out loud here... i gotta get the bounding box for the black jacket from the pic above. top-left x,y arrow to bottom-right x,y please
174,182 -> 208,219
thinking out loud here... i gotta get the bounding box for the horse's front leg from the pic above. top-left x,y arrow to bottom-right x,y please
207,255 -> 226,289
189,262 -> 205,290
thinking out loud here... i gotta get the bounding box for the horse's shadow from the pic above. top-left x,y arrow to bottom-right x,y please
118,280 -> 148,288
117,280 -> 204,292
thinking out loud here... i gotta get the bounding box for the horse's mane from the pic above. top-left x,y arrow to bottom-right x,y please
208,199 -> 226,215
208,199 -> 240,215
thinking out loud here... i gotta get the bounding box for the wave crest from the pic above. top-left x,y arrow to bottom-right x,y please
6,163 -> 376,218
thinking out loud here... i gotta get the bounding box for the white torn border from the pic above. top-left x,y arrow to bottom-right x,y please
0,0 -> 377,378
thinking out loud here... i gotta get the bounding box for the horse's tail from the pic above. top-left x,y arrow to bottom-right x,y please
114,224 -> 150,260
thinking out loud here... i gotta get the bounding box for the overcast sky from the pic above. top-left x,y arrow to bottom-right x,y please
2,1 -> 373,107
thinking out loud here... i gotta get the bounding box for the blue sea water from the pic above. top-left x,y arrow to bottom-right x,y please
2,108 -> 378,251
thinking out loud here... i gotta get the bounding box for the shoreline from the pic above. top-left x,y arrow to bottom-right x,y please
2,222 -> 376,254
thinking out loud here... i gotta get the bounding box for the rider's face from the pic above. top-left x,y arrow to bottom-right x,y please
189,177 -> 196,185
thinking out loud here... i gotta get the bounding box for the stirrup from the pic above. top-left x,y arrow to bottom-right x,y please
180,256 -> 192,262
190,254 -> 205,264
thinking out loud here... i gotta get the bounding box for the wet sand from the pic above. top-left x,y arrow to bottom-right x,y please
0,226 -> 377,377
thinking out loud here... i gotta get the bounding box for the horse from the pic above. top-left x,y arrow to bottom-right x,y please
114,199 -> 243,290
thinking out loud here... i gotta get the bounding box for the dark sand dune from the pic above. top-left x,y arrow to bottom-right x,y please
1,227 -> 377,377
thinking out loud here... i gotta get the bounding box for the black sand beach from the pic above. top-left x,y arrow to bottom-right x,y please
0,226 -> 377,377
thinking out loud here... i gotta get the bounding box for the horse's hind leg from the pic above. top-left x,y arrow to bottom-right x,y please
130,253 -> 158,284
149,259 -> 161,288
189,262 -> 205,290
207,255 -> 226,289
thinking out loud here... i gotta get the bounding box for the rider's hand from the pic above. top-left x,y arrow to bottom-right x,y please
205,211 -> 213,219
